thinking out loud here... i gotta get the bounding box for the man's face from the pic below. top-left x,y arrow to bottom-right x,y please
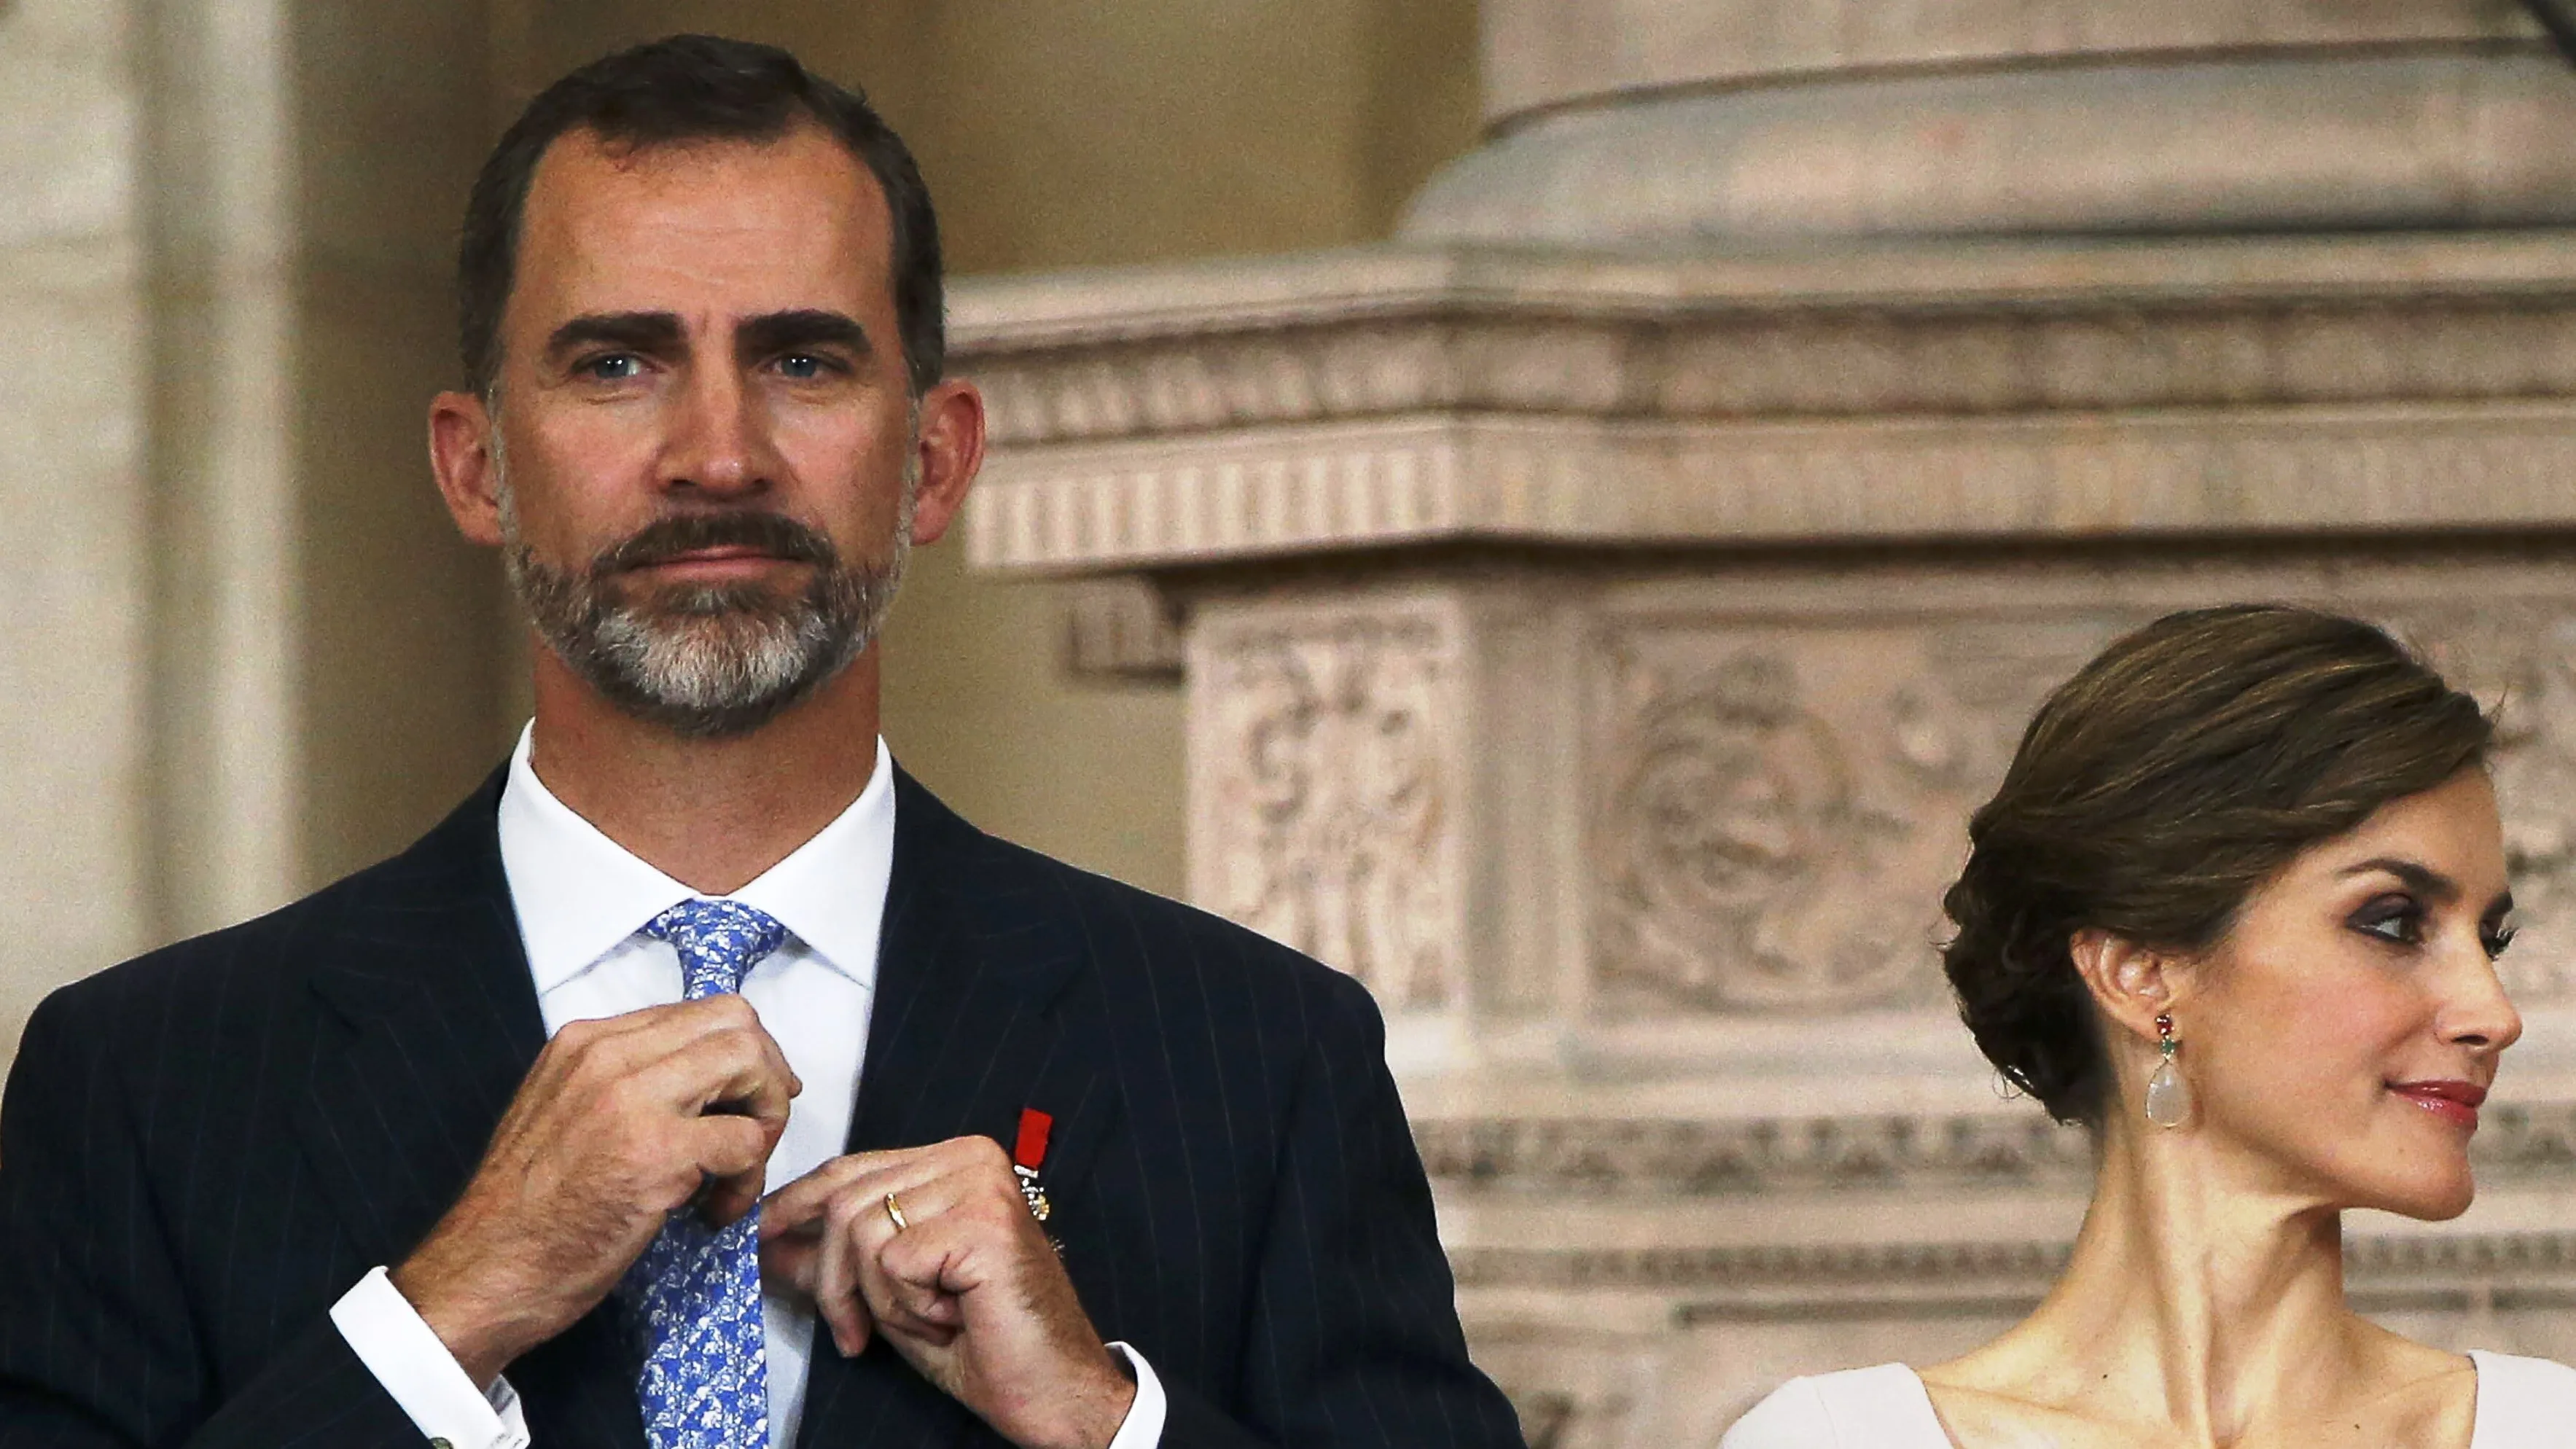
440,122 -> 972,737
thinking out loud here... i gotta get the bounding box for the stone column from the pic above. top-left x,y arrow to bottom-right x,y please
1421,1 -> 2572,243
1,0 -> 159,1037
956,5 -> 2576,1441
0,0 -> 507,1061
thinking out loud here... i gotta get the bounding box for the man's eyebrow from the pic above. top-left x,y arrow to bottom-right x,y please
737,309 -> 873,362
545,311 -> 684,359
2340,856 -> 2459,902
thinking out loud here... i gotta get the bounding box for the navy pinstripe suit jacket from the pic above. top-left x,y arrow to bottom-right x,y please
0,767 -> 1526,1449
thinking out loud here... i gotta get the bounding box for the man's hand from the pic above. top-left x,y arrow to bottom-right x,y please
391,997 -> 801,1384
760,1137 -> 1136,1449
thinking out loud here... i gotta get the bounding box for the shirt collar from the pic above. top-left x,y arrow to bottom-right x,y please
495,722 -> 897,998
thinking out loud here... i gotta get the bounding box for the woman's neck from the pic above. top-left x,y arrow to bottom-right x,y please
1929,1121 -> 2416,1443
2046,1130 -> 2355,1434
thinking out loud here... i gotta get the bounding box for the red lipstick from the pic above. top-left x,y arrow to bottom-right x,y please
2389,1079 -> 2486,1131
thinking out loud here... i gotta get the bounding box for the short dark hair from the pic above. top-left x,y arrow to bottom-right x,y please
1941,604 -> 2494,1128
458,34 -> 943,398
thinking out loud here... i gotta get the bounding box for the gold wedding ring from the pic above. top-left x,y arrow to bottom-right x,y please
883,1190 -> 910,1232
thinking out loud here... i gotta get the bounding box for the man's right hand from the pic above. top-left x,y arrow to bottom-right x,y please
390,996 -> 800,1385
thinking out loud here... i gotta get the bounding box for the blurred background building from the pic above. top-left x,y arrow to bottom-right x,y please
17,1 -> 2576,1442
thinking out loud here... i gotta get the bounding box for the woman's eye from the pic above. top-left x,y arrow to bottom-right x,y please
2351,898 -> 2424,947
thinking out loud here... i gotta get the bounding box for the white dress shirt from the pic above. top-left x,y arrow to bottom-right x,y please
329,724 -> 1164,1448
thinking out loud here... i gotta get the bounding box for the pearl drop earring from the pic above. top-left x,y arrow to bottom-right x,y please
2144,1011 -> 2193,1128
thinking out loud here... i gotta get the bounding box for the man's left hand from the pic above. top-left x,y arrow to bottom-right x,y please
759,1136 -> 1136,1449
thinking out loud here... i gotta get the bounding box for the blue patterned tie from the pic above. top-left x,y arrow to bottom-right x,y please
621,898 -> 789,1449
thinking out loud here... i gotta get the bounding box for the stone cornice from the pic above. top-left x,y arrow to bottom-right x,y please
955,237 -> 2576,453
951,235 -> 2576,359
964,403 -> 2576,573
1417,1101 -> 2576,1197
952,235 -> 2576,573
1418,1109 -> 2091,1195
1452,1230 -> 2576,1300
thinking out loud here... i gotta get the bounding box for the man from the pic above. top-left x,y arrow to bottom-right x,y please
0,34 -> 1525,1449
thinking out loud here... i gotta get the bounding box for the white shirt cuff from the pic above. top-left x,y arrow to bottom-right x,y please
1104,1341 -> 1168,1449
329,1266 -> 532,1449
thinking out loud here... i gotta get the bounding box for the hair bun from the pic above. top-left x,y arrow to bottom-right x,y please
1939,605 -> 2489,1128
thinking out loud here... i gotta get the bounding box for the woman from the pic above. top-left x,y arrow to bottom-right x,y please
1724,605 -> 2576,1447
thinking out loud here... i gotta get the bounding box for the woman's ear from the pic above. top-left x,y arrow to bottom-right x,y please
2069,929 -> 2190,1050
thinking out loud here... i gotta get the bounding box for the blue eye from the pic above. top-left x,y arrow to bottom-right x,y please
778,353 -> 827,380
585,354 -> 641,381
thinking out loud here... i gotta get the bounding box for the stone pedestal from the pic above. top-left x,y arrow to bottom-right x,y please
956,5 -> 2576,1441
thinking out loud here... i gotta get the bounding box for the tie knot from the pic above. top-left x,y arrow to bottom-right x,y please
642,899 -> 788,999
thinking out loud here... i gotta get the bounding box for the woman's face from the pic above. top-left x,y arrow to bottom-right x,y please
2184,769 -> 2521,1220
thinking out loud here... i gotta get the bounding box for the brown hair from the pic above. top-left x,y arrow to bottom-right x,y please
1941,604 -> 2494,1127
458,34 -> 944,399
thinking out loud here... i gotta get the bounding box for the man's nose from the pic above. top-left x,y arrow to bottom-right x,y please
662,365 -> 781,497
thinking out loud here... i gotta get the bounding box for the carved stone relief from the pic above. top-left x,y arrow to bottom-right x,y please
1590,595 -> 2576,1017
1450,1230 -> 2576,1303
1193,609 -> 1459,1008
1416,1112 -> 2092,1197
1416,1099 -> 2576,1199
1593,648 -> 1908,1011
961,287 -> 2576,451
1591,620 -> 2113,1015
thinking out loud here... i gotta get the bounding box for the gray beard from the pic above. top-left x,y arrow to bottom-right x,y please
497,458 -> 916,740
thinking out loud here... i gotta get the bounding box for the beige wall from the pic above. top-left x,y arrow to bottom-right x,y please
0,0 -> 501,1051
284,0 -> 514,894
136,0 -> 504,934
0,0 -> 155,1038
509,1 -> 1481,897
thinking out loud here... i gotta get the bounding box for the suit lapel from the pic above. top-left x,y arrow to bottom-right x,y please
848,773 -> 1116,1199
297,768 -> 1120,1449
292,771 -> 644,1448
795,770 -> 1117,1449
294,772 -> 542,1269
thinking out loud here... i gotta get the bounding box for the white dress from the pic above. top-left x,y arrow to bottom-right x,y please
1721,1351 -> 2576,1448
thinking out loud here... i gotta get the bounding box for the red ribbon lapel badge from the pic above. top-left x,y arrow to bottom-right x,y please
1012,1107 -> 1053,1224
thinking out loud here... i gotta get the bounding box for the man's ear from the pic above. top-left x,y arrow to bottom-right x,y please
429,389 -> 505,547
2069,928 -> 2191,1050
906,377 -> 986,547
